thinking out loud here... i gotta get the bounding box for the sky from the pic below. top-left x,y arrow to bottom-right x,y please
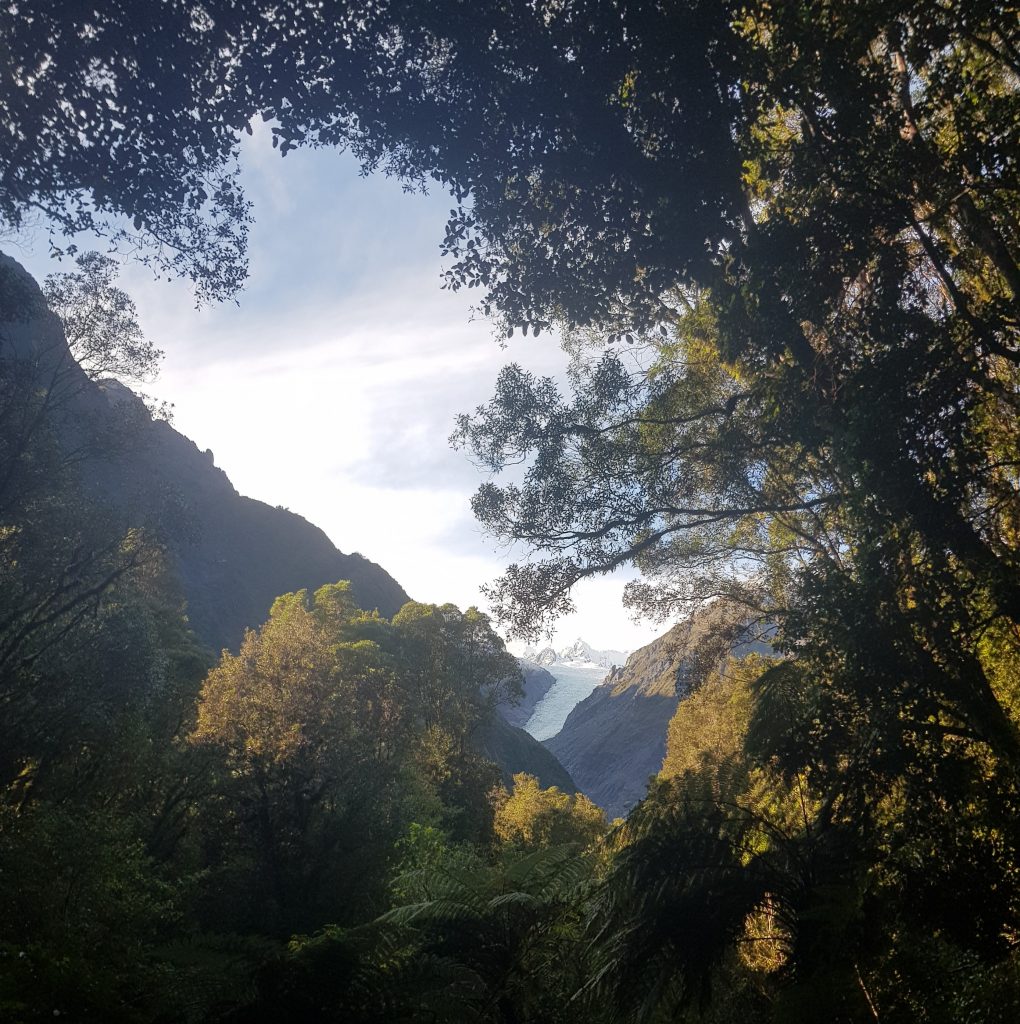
15,122 -> 666,654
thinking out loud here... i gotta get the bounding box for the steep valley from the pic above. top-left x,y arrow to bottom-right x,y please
543,606 -> 772,819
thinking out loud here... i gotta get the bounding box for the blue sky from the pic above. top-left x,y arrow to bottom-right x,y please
15,122 -> 665,653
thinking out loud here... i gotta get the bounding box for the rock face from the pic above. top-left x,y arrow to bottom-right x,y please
497,659 -> 557,729
543,604 -> 771,819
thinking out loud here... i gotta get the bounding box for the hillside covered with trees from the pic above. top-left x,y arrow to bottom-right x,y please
2,1 -> 1019,1021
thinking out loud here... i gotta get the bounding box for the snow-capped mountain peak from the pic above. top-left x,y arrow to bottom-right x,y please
521,638 -> 629,669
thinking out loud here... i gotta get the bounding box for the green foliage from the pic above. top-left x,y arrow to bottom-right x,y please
390,601 -> 524,735
42,252 -> 163,385
435,5 -> 1020,1017
187,587 -> 524,935
379,841 -> 593,1024
190,585 -> 404,933
0,803 -> 176,1021
1,4 -> 253,303
493,773 -> 606,851
0,555 -> 218,1022
661,654 -> 768,783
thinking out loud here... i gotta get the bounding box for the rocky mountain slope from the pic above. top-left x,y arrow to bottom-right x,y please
544,604 -> 771,819
497,659 -> 557,729
84,384 -> 410,653
1,253 -> 408,654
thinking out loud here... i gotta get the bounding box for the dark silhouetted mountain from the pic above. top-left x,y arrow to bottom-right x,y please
473,715 -> 576,793
544,603 -> 771,819
83,405 -> 409,653
1,253 -> 409,654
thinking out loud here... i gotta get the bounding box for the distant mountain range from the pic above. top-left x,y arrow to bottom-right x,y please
521,638 -> 630,670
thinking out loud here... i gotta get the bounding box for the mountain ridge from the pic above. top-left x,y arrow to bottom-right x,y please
521,638 -> 629,670
82,400 -> 410,653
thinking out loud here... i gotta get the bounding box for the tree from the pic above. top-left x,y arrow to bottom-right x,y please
0,447 -> 215,1022
438,5 -> 1020,880
190,583 -> 404,933
0,255 -> 176,787
390,601 -> 523,739
493,773 -> 606,851
6,2 -> 1016,638
0,1 -> 255,303
189,588 -> 525,934
5,2 -> 1017,345
43,251 -> 163,383
0,1 -> 833,315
